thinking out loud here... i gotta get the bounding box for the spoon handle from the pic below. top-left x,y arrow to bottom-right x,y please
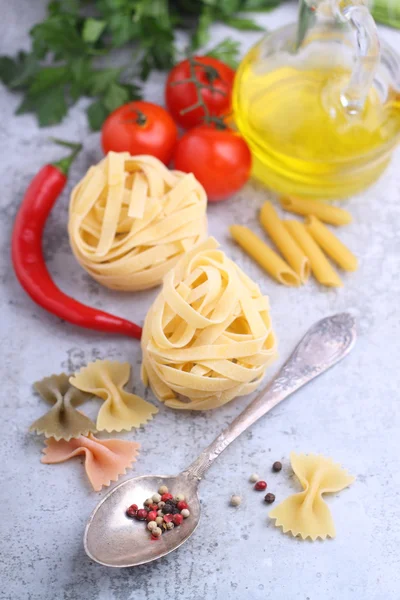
183,313 -> 356,481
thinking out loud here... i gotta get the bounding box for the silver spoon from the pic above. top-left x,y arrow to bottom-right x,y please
84,313 -> 356,567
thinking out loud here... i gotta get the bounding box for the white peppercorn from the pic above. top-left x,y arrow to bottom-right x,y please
230,495 -> 242,507
152,527 -> 162,537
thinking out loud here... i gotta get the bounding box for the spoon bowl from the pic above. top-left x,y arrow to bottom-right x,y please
84,473 -> 200,567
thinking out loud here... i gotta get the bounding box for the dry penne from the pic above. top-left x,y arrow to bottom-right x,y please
280,196 -> 352,226
305,216 -> 358,271
260,201 -> 310,283
284,221 -> 342,287
230,225 -> 300,286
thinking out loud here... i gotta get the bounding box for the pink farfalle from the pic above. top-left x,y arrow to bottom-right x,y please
41,433 -> 140,491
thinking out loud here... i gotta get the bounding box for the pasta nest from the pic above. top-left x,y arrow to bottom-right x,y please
141,238 -> 277,410
68,152 -> 208,291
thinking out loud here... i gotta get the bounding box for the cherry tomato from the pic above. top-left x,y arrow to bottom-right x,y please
165,57 -> 235,129
101,101 -> 178,164
173,125 -> 252,202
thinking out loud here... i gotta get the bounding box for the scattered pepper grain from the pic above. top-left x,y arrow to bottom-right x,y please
230,495 -> 242,507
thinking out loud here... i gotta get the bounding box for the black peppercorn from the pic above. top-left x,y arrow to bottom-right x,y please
272,461 -> 282,472
162,503 -> 179,514
264,493 -> 276,504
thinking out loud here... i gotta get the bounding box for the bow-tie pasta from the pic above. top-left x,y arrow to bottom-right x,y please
29,373 -> 96,441
68,152 -> 208,291
70,360 -> 158,432
269,452 -> 355,540
42,433 -> 140,491
141,237 -> 277,410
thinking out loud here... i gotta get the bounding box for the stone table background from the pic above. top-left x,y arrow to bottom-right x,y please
1,2 -> 399,599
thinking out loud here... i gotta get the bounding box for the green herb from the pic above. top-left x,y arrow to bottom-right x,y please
371,0 -> 400,28
206,40 -> 242,69
0,0 -> 280,130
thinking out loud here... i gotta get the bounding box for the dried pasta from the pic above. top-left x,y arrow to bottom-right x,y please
259,201 -> 310,283
285,221 -> 342,287
230,225 -> 300,286
29,373 -> 96,441
70,360 -> 158,432
305,216 -> 358,271
141,237 -> 277,410
280,197 -> 352,226
269,452 -> 355,540
41,433 -> 140,491
68,152 -> 208,291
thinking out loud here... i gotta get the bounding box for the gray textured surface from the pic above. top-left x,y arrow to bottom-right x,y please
1,2 -> 400,599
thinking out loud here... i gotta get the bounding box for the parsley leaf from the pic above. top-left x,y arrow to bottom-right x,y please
82,18 -> 107,44
87,99 -> 110,130
205,39 -> 241,69
225,16 -> 264,30
17,85 -> 68,126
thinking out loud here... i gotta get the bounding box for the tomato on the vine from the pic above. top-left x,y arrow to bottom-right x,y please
165,57 -> 235,130
173,125 -> 252,202
101,101 -> 178,164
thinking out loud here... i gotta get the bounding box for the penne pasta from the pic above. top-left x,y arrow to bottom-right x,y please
284,221 -> 342,287
305,216 -> 358,271
230,225 -> 300,286
260,201 -> 310,283
280,196 -> 352,226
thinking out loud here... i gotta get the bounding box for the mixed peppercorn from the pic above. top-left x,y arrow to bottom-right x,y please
126,485 -> 190,540
230,461 -> 283,509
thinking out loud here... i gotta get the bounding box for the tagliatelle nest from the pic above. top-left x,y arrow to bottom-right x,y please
141,238 -> 277,410
68,152 -> 208,291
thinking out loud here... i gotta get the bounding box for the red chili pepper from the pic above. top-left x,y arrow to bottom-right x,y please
11,139 -> 142,340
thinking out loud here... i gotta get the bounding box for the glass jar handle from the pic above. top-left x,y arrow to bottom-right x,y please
334,1 -> 380,113
301,0 -> 380,113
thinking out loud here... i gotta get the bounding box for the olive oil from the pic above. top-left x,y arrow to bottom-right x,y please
233,56 -> 400,199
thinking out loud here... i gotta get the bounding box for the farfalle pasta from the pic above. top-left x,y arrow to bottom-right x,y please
41,433 -> 140,491
29,373 -> 96,441
269,452 -> 355,540
141,237 -> 277,410
68,152 -> 208,291
70,360 -> 158,432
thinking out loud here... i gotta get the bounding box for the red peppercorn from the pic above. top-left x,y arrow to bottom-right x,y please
126,504 -> 138,518
151,534 -> 160,541
172,514 -> 183,526
147,510 -> 158,522
163,514 -> 173,523
161,493 -> 173,502
149,504 -> 159,511
177,501 -> 188,511
136,508 -> 148,521
254,480 -> 267,491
